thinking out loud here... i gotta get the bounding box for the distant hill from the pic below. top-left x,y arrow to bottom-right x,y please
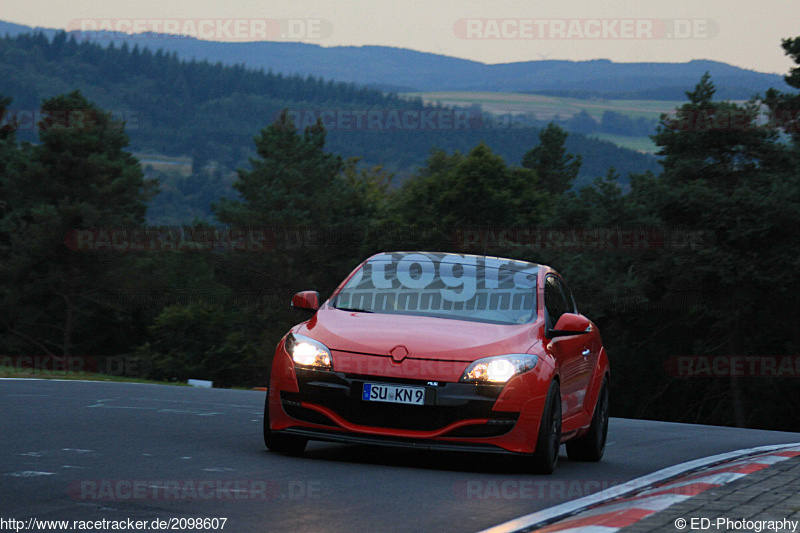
0,30 -> 659,183
0,20 -> 788,99
0,30 -> 671,223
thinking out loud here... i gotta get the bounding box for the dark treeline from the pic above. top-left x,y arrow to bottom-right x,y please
564,110 -> 659,137
2,36 -> 800,432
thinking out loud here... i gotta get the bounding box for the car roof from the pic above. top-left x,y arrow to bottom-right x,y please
365,251 -> 544,271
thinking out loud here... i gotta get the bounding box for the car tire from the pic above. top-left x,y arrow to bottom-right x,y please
263,392 -> 308,455
527,380 -> 562,475
566,377 -> 609,462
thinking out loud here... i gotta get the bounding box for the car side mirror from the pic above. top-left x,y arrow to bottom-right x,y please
291,291 -> 320,311
547,313 -> 591,338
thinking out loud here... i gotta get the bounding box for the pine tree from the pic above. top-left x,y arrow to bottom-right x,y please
0,91 -> 157,356
647,73 -> 799,427
213,109 -> 344,227
522,123 -> 582,196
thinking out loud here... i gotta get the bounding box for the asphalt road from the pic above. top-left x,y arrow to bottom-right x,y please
2,379 -> 799,532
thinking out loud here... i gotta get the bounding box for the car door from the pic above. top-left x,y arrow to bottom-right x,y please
556,277 -> 599,415
544,274 -> 586,418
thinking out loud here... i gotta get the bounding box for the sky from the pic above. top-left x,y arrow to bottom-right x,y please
3,0 -> 799,75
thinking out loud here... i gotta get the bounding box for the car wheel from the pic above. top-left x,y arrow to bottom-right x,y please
566,377 -> 609,462
263,392 -> 308,455
527,380 -> 562,474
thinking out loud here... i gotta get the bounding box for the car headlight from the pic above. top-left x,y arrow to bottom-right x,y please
460,354 -> 538,384
285,333 -> 332,370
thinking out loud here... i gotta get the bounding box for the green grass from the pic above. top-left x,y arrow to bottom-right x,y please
134,152 -> 193,177
404,91 -> 682,122
403,91 -> 675,153
589,132 -> 658,153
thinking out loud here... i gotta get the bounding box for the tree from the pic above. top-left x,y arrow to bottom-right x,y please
214,109 -> 345,227
645,73 -> 799,427
340,157 -> 393,224
522,123 -> 582,196
208,111 -> 385,382
384,143 -> 550,259
0,90 -> 157,356
0,95 -> 14,142
391,143 -> 548,228
0,95 -> 18,217
134,305 -> 261,388
565,110 -> 598,135
211,109 -> 368,295
764,37 -> 800,146
654,73 -> 788,188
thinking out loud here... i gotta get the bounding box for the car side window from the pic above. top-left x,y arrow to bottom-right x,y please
557,278 -> 578,315
544,275 -> 570,328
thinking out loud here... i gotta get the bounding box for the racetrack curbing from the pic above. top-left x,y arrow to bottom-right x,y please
480,442 -> 800,533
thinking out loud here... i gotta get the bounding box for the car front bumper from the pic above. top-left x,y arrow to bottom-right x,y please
269,349 -> 551,454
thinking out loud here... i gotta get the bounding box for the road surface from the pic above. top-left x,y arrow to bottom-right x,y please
2,379 -> 799,532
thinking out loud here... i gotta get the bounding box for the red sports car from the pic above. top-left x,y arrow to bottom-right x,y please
264,252 -> 609,473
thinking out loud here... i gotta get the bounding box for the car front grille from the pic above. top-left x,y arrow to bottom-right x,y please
281,369 -> 518,435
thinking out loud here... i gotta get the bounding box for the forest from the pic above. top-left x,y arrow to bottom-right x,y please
0,31 -> 658,206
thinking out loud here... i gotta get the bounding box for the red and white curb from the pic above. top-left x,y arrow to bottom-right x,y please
481,442 -> 800,533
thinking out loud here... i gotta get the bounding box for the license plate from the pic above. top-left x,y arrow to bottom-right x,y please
362,383 -> 425,406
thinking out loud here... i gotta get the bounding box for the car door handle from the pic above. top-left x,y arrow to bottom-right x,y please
582,349 -> 590,357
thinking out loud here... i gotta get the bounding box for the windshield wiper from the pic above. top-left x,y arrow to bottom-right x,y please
335,306 -> 374,313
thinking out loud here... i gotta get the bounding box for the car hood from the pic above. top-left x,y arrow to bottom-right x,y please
296,306 -> 540,362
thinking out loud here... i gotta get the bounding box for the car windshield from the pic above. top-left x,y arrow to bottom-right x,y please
332,252 -> 538,325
